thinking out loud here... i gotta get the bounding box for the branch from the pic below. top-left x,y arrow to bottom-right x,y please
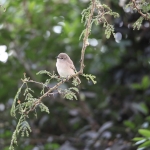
132,0 -> 150,20
28,80 -> 49,88
24,0 -> 96,115
79,0 -> 96,74
10,1 -> 119,149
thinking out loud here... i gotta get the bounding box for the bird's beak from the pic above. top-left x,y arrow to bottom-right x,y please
56,56 -> 60,59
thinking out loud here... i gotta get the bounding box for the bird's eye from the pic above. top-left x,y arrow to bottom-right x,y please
61,57 -> 63,59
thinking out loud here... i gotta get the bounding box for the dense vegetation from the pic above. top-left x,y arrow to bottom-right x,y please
0,0 -> 150,150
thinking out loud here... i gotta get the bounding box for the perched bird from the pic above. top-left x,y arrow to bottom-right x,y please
56,53 -> 81,84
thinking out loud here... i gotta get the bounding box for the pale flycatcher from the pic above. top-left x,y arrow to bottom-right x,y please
56,53 -> 81,84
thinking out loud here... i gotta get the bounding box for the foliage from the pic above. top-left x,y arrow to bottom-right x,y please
10,115 -> 31,150
126,0 -> 150,30
9,0 -> 121,148
9,68 -> 97,149
0,0 -> 150,150
133,129 -> 150,150
63,88 -> 78,100
9,74 -> 51,150
80,0 -> 119,39
132,16 -> 144,30
132,75 -> 150,149
131,76 -> 150,90
82,73 -> 97,84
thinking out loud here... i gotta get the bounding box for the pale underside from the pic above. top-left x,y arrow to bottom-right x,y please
56,59 -> 76,77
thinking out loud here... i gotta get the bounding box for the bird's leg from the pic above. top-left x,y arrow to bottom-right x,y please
66,76 -> 70,81
59,76 -> 70,82
60,77 -> 66,83
62,76 -> 70,82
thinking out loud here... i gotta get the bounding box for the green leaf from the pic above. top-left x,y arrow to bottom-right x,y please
124,120 -> 135,129
131,76 -> 150,90
10,83 -> 25,117
82,74 -> 97,84
140,103 -> 148,115
72,78 -> 80,86
133,16 -> 144,30
36,70 -> 51,75
141,76 -> 149,89
141,3 -> 150,13
135,139 -> 146,145
64,90 -> 77,100
133,137 -> 145,141
69,87 -> 79,93
131,83 -> 142,90
139,129 -> 150,137
39,103 -> 50,114
138,140 -> 150,149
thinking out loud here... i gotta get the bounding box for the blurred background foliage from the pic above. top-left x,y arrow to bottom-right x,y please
0,0 -> 150,150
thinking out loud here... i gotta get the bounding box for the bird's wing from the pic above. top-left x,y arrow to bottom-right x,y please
67,58 -> 76,71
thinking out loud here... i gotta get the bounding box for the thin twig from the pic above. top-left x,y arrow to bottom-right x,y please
132,0 -> 150,20
28,80 -> 48,87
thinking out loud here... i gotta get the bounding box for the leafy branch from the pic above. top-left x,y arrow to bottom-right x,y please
63,87 -> 79,100
9,0 -> 119,149
10,115 -> 31,150
80,0 -> 119,39
132,0 -> 150,20
133,129 -> 150,150
126,0 -> 150,30
82,74 -> 97,84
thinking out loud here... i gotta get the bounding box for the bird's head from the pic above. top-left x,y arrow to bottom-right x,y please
56,53 -> 70,61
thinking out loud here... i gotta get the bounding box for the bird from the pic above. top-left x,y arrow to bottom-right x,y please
56,53 -> 81,84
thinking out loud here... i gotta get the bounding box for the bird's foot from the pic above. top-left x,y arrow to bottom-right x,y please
66,76 -> 70,81
60,76 -> 70,82
60,77 -> 66,83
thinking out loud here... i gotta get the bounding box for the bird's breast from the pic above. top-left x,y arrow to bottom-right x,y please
56,60 -> 74,77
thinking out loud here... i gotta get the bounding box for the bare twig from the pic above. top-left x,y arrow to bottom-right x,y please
132,0 -> 150,20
